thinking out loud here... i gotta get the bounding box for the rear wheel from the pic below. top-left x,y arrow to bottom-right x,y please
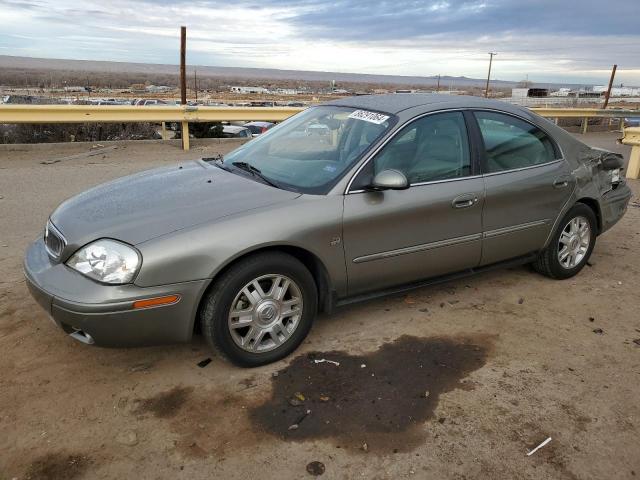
533,203 -> 597,279
200,252 -> 317,367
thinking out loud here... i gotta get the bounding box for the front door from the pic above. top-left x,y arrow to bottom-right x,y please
342,111 -> 485,296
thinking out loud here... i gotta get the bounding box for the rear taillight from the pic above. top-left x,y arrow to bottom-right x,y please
261,127 -> 267,133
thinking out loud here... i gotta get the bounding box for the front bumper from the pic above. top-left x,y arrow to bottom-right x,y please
600,183 -> 632,233
24,238 -> 209,347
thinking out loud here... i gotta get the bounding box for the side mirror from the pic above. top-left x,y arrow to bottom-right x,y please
370,169 -> 409,191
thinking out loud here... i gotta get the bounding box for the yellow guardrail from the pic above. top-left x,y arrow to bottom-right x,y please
0,104 -> 638,150
0,105 -> 305,150
530,107 -> 639,135
0,105 -> 304,123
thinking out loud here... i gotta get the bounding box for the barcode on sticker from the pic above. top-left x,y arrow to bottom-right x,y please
348,110 -> 390,125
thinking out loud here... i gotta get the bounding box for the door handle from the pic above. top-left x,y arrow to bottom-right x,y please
553,177 -> 570,188
452,194 -> 478,209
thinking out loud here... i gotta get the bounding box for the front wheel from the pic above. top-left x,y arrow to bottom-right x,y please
533,203 -> 597,279
200,252 -> 317,367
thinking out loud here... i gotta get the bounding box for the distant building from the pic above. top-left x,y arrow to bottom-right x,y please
230,86 -> 270,94
274,88 -> 298,95
63,86 -> 88,92
592,85 -> 640,96
549,88 -> 572,97
511,87 -> 549,98
145,85 -> 172,93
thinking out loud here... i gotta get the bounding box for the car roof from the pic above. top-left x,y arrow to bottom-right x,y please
324,93 -> 521,115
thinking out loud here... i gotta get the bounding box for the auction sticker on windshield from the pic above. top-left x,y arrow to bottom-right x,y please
348,110 -> 390,124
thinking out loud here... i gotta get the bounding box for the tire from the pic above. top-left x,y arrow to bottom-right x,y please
533,203 -> 597,279
200,252 -> 317,367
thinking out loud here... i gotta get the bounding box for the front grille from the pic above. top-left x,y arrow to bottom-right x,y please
44,220 -> 66,259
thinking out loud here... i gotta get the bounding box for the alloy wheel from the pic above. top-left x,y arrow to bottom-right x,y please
557,215 -> 591,269
227,274 -> 303,353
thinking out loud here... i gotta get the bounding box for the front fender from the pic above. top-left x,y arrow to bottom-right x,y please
133,195 -> 347,296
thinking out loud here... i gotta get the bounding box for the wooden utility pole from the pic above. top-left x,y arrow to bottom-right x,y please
603,64 -> 617,110
436,75 -> 441,92
180,26 -> 187,105
180,26 -> 189,150
194,67 -> 198,103
485,52 -> 497,98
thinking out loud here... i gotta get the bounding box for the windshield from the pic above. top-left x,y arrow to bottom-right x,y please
222,106 -> 395,194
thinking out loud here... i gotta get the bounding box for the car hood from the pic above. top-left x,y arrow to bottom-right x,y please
50,160 -> 301,249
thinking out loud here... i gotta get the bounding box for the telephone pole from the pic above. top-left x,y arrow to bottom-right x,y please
484,52 -> 497,98
180,26 -> 187,105
603,64 -> 617,110
194,67 -> 198,103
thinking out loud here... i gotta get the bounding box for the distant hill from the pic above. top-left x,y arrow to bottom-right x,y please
0,55 -> 586,90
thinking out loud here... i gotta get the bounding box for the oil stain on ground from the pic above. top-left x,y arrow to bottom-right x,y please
133,386 -> 193,418
24,452 -> 92,480
250,335 -> 490,453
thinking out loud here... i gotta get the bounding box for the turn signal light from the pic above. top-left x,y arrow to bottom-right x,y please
133,295 -> 180,309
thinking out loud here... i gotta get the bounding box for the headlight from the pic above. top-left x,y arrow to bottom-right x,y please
66,239 -> 141,284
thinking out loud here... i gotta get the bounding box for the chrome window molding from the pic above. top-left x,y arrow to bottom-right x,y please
344,106 -> 567,195
481,159 -> 565,178
353,233 -> 482,264
348,173 -> 484,194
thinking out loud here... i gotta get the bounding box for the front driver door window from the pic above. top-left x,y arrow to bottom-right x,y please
374,111 -> 471,183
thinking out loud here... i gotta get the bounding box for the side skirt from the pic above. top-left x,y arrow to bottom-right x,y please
334,253 -> 538,308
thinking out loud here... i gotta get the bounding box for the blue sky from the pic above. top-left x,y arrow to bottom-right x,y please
0,0 -> 638,85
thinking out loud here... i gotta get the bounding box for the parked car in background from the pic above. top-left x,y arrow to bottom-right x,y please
220,125 -> 252,138
623,117 -> 640,127
25,94 -> 631,367
134,99 -> 167,106
244,121 -> 275,136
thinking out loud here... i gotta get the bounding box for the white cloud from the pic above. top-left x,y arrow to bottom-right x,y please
0,0 -> 637,84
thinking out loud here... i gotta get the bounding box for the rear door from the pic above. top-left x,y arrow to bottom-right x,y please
342,111 -> 485,296
471,111 -> 574,265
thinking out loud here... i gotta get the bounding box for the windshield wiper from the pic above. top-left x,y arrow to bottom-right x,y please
231,161 -> 280,188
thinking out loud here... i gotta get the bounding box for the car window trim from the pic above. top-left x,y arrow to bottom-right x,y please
345,108 -> 476,194
468,108 -> 565,175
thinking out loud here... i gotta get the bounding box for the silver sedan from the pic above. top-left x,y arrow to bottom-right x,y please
24,94 -> 631,366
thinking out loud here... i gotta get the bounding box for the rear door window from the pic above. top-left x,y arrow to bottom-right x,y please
474,112 -> 559,173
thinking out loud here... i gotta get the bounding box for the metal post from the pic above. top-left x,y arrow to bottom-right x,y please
485,52 -> 497,98
181,121 -> 190,150
603,64 -> 617,110
436,75 -> 440,92
161,122 -> 168,140
581,117 -> 589,134
180,26 -> 188,150
621,127 -> 640,179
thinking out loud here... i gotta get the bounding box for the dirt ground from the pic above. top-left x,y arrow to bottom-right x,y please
1,133 -> 639,480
